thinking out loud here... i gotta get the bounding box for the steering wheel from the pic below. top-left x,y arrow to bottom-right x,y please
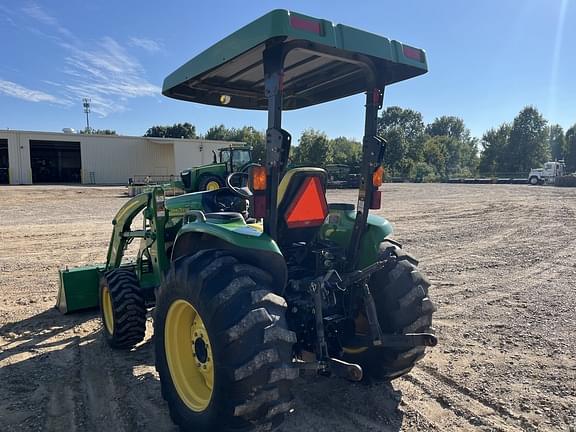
226,172 -> 252,199
225,163 -> 261,199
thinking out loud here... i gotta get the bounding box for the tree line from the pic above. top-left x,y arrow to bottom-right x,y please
142,106 -> 576,180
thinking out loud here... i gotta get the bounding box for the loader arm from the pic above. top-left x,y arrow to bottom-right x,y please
105,188 -> 168,277
105,193 -> 149,269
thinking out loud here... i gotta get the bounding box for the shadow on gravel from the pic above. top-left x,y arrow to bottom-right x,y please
0,308 -> 173,432
0,308 -> 405,432
280,376 -> 404,432
0,308 -> 94,362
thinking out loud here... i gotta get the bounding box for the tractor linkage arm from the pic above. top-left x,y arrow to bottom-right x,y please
296,259 -> 437,382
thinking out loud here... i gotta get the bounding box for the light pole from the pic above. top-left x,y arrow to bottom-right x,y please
82,98 -> 91,133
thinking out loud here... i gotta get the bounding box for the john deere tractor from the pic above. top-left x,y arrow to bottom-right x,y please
57,10 -> 436,432
180,145 -> 255,192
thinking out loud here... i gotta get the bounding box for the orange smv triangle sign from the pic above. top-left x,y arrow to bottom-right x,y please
285,176 -> 328,228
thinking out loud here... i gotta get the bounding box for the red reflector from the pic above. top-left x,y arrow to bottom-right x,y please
253,194 -> 267,219
403,45 -> 422,62
290,15 -> 322,34
285,177 -> 328,228
370,190 -> 382,209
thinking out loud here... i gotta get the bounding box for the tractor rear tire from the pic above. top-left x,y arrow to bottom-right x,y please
342,241 -> 436,380
99,268 -> 147,349
198,174 -> 224,191
154,250 -> 297,432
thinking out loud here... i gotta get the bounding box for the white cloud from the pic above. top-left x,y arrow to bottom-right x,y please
14,3 -> 160,116
21,2 -> 75,40
129,37 -> 163,53
62,37 -> 161,116
0,79 -> 70,105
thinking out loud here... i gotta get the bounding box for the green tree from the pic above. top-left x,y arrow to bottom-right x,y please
565,124 -> 576,172
378,106 -> 426,143
426,116 -> 468,141
292,129 -> 332,166
380,127 -> 408,176
479,123 -> 511,175
507,106 -> 549,172
426,116 -> 478,176
413,161 -> 437,182
377,107 -> 427,175
204,124 -> 266,162
377,106 -> 426,165
204,124 -> 237,141
549,124 -> 566,161
144,122 -> 197,139
330,136 -> 361,166
422,136 -> 448,178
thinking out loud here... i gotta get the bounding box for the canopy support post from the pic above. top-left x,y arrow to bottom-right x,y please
263,43 -> 286,240
346,88 -> 386,269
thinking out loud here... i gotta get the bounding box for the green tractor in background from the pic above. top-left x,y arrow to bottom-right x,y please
179,144 -> 255,192
57,10 -> 436,432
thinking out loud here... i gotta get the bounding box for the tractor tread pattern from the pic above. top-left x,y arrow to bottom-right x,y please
155,250 -> 296,432
344,241 -> 436,381
100,268 -> 146,349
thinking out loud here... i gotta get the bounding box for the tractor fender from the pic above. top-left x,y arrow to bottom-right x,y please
171,220 -> 287,293
320,204 -> 394,269
358,214 -> 395,267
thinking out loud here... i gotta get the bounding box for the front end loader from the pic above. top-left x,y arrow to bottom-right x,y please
57,10 -> 437,432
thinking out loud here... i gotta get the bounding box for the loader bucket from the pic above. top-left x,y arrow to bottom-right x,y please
56,265 -> 103,314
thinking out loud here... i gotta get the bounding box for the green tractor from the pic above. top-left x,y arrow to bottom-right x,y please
57,10 -> 436,432
180,144 -> 255,192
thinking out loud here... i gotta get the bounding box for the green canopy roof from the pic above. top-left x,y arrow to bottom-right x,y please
163,10 -> 428,110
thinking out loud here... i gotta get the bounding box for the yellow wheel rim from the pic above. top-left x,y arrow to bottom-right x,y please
165,299 -> 214,412
342,312 -> 369,354
102,285 -> 114,335
343,345 -> 368,354
206,181 -> 220,191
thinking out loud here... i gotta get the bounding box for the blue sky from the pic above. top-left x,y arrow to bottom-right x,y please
0,0 -> 574,141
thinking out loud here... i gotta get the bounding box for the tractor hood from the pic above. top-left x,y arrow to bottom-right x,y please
162,10 -> 428,110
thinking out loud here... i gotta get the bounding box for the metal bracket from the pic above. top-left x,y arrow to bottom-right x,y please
328,357 -> 363,381
342,259 -> 387,287
353,333 -> 438,348
265,128 -> 284,167
293,357 -> 363,382
184,210 -> 206,224
361,283 -> 384,346
310,280 -> 329,361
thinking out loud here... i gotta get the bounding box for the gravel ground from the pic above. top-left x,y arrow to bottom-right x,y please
0,183 -> 575,432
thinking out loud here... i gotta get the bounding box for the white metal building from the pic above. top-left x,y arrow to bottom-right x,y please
0,130 -> 239,185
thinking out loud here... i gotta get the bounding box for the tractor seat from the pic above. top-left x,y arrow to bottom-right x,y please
276,167 -> 328,245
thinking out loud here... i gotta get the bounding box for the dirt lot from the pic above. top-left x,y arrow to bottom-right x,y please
1,184 -> 575,432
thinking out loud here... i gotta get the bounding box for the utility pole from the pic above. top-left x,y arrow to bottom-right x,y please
82,98 -> 91,133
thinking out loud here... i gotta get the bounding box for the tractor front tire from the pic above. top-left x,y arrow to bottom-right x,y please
99,268 -> 147,349
342,241 -> 436,380
154,250 -> 297,432
198,174 -> 224,191
529,176 -> 539,185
